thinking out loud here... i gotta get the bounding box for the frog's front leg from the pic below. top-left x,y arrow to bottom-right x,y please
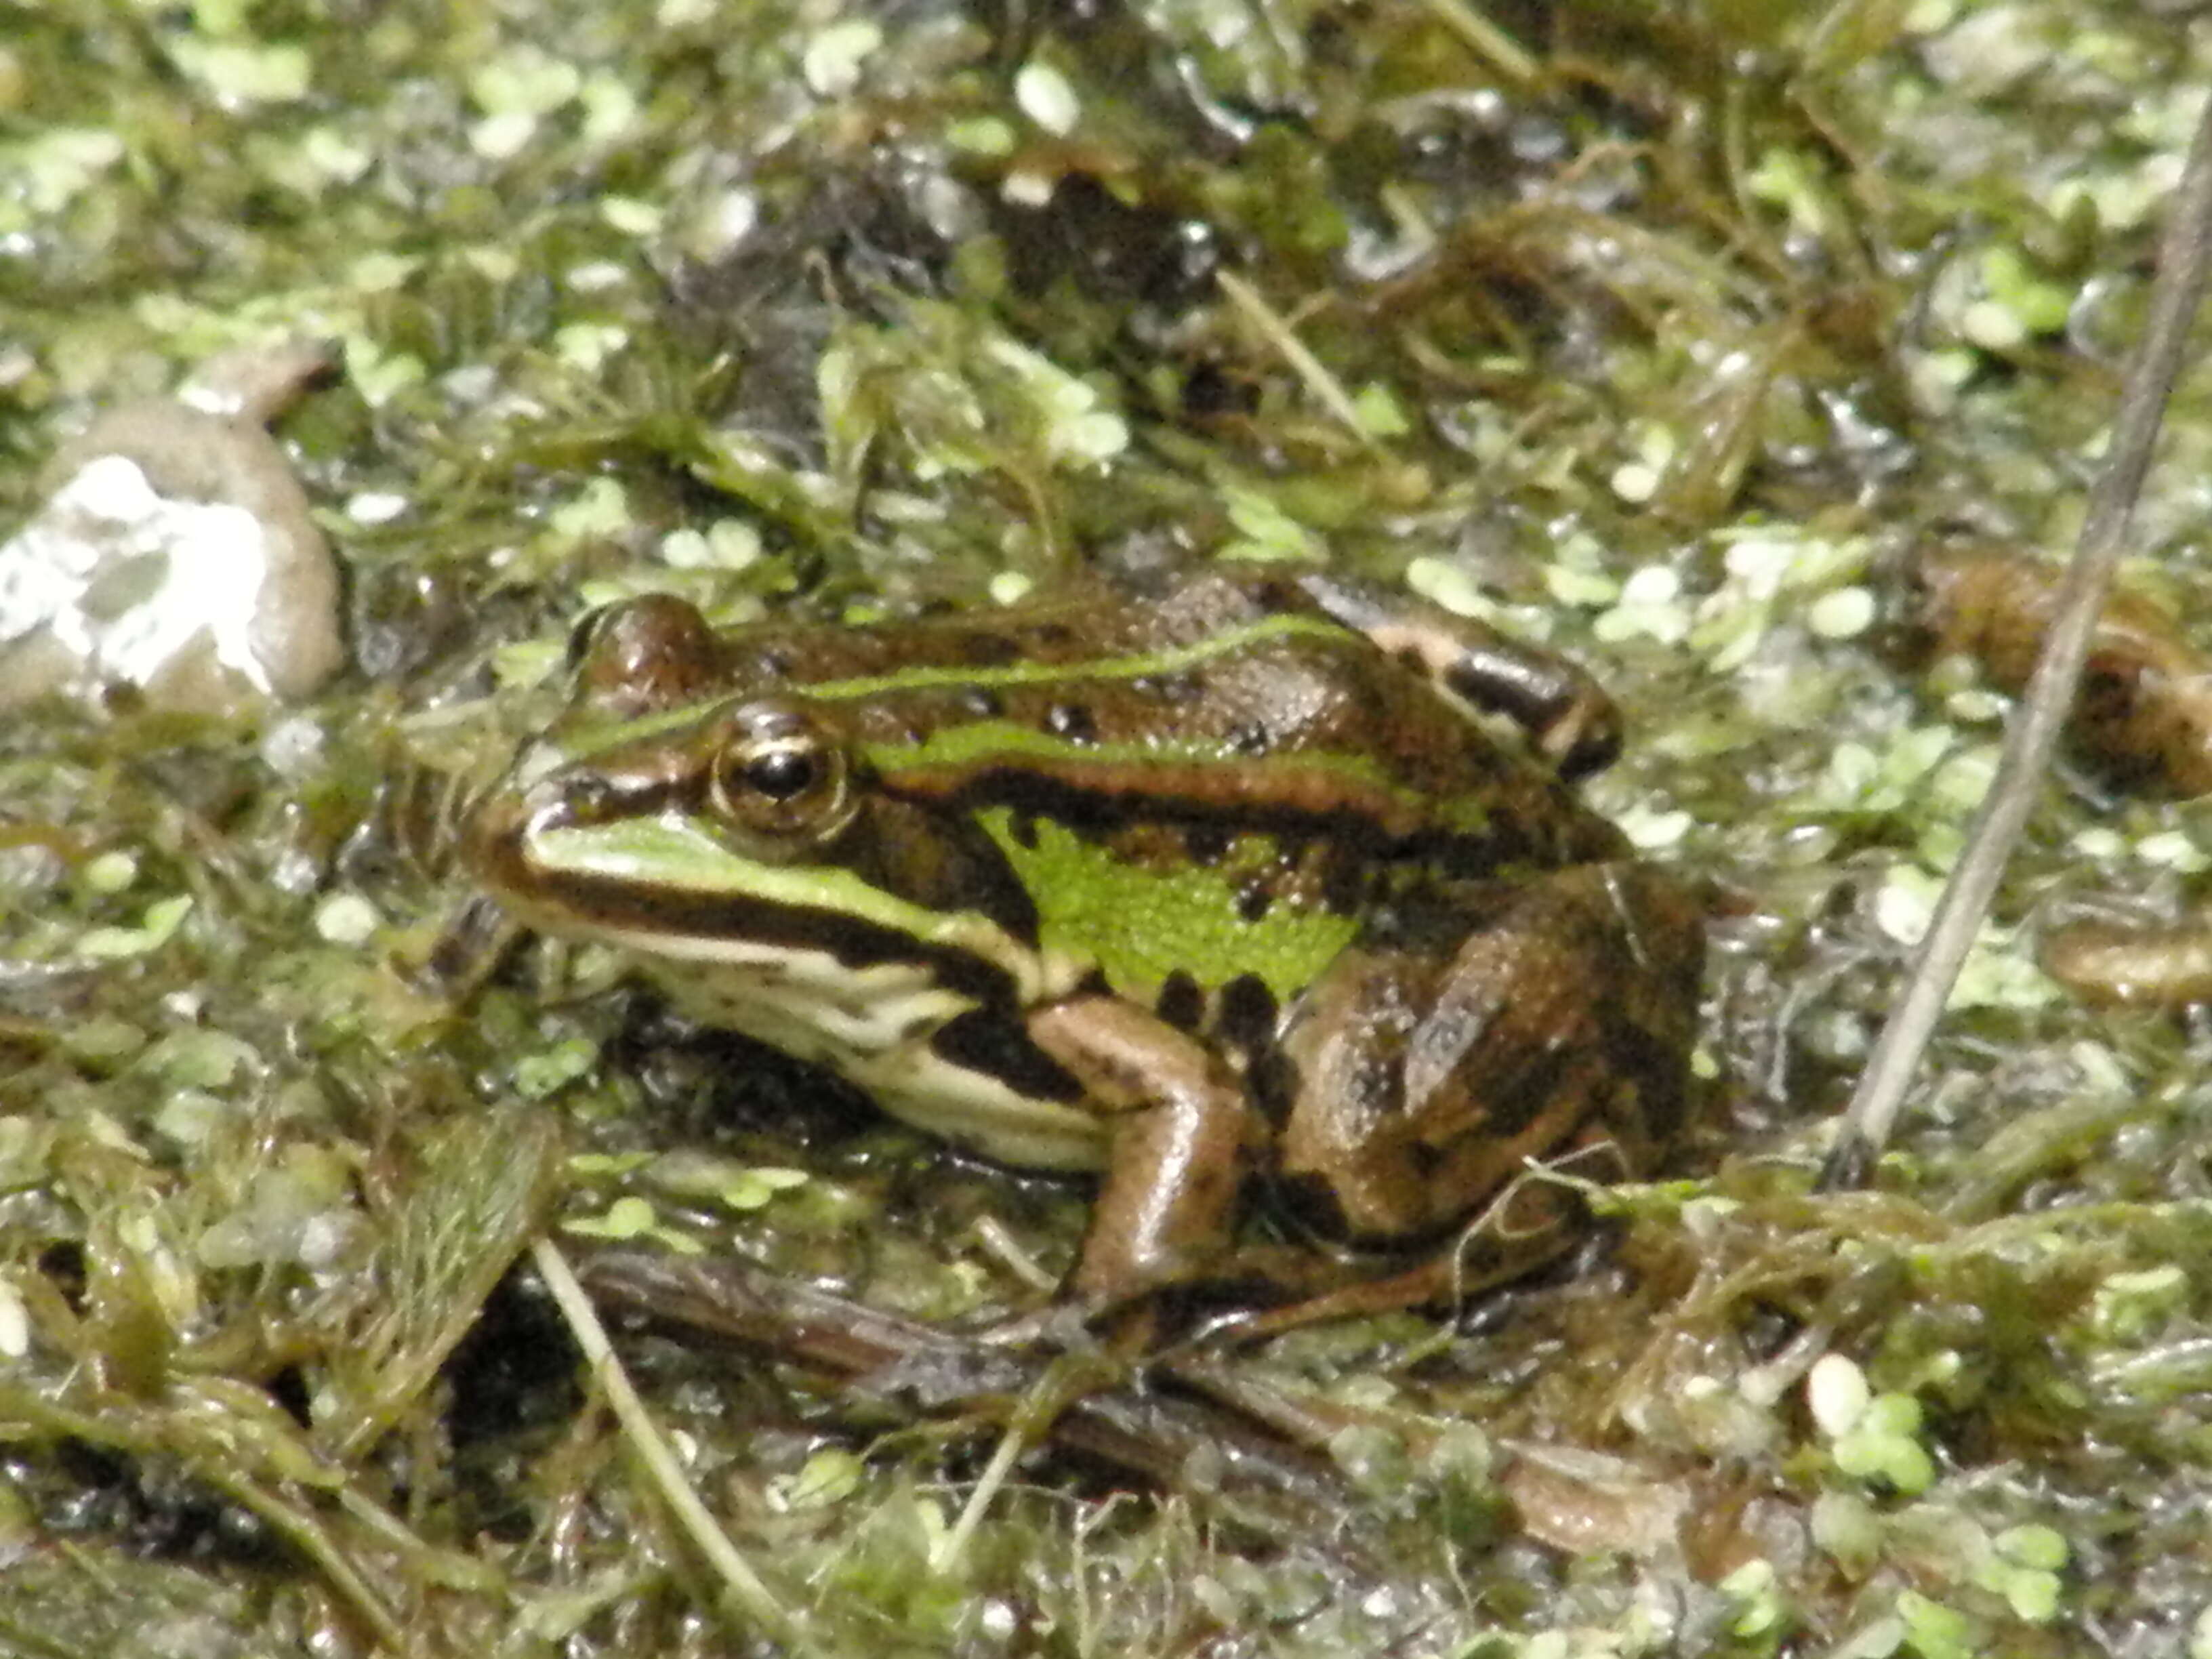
1277,862 -> 1702,1248
1025,998 -> 1256,1310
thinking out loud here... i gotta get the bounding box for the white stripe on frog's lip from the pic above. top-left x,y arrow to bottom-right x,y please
600,920 -> 977,1056
526,912 -> 1111,1172
662,943 -> 1108,1170
513,814 -> 1060,994
490,813 -> 1113,1168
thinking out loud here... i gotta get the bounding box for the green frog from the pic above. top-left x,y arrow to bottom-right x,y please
465,569 -> 1702,1317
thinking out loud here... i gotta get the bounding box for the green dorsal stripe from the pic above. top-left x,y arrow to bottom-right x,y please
865,724 -> 1492,838
551,613 -> 1353,758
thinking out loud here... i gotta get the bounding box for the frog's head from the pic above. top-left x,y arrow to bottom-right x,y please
464,594 -> 1049,979
466,590 -> 888,935
480,679 -> 859,859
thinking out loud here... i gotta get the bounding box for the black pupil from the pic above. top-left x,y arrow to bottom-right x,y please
743,747 -> 819,800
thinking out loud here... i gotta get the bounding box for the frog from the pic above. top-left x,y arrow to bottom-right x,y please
464,567 -> 1704,1319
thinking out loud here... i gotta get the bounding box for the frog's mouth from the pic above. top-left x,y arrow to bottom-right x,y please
476,796 -> 966,967
464,790 -> 1108,1175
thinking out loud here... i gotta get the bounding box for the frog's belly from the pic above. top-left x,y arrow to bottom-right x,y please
633,945 -> 1110,1173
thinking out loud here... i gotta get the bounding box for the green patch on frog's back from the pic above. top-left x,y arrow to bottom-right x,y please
977,807 -> 1360,1005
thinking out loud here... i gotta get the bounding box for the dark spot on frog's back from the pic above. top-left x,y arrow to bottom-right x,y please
963,634 -> 1023,668
1322,849 -> 1370,916
1227,722 -> 1270,756
1183,823 -> 1230,865
1235,880 -> 1272,923
1216,972 -> 1278,1054
1047,702 -> 1097,742
1155,969 -> 1204,1031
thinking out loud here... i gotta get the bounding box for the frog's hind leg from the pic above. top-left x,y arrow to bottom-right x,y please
1274,862 -> 1703,1263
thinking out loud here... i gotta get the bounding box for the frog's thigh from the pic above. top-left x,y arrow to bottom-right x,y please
1278,862 -> 1702,1240
1026,997 -> 1254,1308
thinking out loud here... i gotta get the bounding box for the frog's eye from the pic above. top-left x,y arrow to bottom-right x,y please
706,701 -> 857,853
738,746 -> 825,800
